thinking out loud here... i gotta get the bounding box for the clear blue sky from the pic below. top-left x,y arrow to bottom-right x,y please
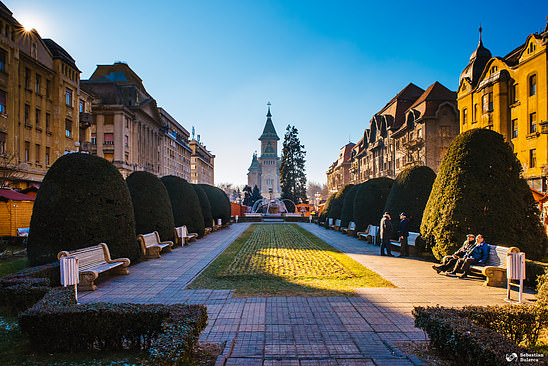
6,0 -> 547,186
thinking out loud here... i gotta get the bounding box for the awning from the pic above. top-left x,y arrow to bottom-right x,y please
0,189 -> 36,202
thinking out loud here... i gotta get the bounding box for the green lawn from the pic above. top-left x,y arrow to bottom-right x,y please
188,223 -> 393,296
0,257 -> 28,278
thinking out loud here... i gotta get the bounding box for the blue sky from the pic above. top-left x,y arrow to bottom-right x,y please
6,0 -> 547,186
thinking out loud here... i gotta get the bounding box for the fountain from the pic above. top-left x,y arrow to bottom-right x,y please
249,189 -> 298,219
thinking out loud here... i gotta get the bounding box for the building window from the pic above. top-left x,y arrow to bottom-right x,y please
46,80 -> 51,98
104,115 -> 114,125
104,133 -> 114,145
45,113 -> 50,132
124,135 -> 128,147
35,108 -> 40,128
0,48 -> 6,72
473,104 -> 478,122
91,133 -> 96,145
24,104 -> 30,125
35,74 -> 41,94
35,144 -> 40,164
530,149 -> 537,168
491,65 -> 498,74
0,131 -> 5,154
509,83 -> 518,104
24,142 -> 29,162
462,108 -> 467,124
482,92 -> 493,112
65,88 -> 72,106
529,74 -> 537,96
511,119 -> 518,139
65,119 -> 72,137
0,89 -> 6,114
24,68 -> 30,89
528,42 -> 536,54
79,99 -> 84,113
530,112 -> 537,134
45,147 -> 50,165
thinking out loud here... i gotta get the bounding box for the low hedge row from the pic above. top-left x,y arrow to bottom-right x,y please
413,306 -> 531,365
19,287 -> 208,364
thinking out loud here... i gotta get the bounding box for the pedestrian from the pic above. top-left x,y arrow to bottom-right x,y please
398,212 -> 409,257
379,212 -> 394,257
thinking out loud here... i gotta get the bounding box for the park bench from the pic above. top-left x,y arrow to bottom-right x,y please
327,218 -> 333,229
470,245 -> 520,287
357,225 -> 378,245
57,243 -> 130,291
390,232 -> 420,256
174,225 -> 198,246
137,231 -> 174,259
341,221 -> 356,236
330,219 -> 341,230
212,219 -> 222,231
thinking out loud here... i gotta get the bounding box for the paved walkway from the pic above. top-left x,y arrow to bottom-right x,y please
80,223 -> 535,365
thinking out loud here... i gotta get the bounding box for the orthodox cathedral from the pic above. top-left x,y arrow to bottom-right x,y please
247,103 -> 282,198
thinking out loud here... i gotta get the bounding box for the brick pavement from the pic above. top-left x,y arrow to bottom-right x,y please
80,223 -> 535,365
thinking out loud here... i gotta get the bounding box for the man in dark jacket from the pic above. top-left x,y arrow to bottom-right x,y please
432,234 -> 476,274
446,234 -> 490,279
398,212 -> 409,257
379,212 -> 393,257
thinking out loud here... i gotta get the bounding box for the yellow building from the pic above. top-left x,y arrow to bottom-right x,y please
458,23 -> 548,191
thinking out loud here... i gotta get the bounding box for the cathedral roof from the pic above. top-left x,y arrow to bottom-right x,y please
259,105 -> 279,141
248,152 -> 261,171
459,28 -> 492,88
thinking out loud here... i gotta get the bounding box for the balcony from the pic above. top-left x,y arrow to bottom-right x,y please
403,137 -> 424,150
80,112 -> 92,128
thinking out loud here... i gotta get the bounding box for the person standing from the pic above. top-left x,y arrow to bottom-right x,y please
380,212 -> 394,257
398,212 -> 409,257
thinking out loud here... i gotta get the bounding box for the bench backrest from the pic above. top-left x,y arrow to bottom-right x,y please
140,232 -> 161,247
328,218 -> 333,226
335,219 -> 341,227
176,225 -> 189,238
487,245 -> 511,267
58,244 -> 109,271
408,232 -> 420,245
349,222 -> 356,230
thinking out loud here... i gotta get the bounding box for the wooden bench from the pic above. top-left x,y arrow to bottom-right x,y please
357,225 -> 378,245
330,219 -> 341,230
174,225 -> 198,246
137,231 -> 174,259
470,245 -> 520,287
57,243 -> 130,291
341,221 -> 356,236
390,232 -> 420,256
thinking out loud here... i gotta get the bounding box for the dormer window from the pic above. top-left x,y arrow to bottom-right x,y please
490,66 -> 497,74
528,42 -> 536,54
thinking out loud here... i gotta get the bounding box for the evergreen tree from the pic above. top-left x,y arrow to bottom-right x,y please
242,185 -> 252,206
280,125 -> 307,204
251,185 -> 263,206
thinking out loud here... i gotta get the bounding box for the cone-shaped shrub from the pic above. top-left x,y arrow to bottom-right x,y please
353,178 -> 393,232
319,192 -> 336,223
27,153 -> 140,266
421,128 -> 547,260
327,184 -> 354,220
340,184 -> 360,227
126,171 -> 174,242
193,184 -> 213,229
199,184 -> 231,225
161,176 -> 205,237
384,165 -> 436,233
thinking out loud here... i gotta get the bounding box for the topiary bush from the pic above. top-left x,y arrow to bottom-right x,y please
319,192 -> 336,225
199,184 -> 230,225
27,153 -> 140,266
421,128 -> 547,260
353,178 -> 394,233
327,184 -> 354,220
340,184 -> 360,227
193,184 -> 213,229
384,165 -> 436,233
127,171 -> 175,242
161,176 -> 205,237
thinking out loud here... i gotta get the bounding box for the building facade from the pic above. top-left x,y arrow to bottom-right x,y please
159,107 -> 191,181
81,62 -> 163,178
326,143 -> 354,193
0,3 -> 91,188
247,104 -> 281,197
189,138 -> 214,185
458,24 -> 548,191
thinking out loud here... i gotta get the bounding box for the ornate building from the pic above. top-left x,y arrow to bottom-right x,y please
159,107 -> 191,181
458,23 -> 548,191
189,136 -> 214,185
248,103 -> 281,197
326,143 -> 354,193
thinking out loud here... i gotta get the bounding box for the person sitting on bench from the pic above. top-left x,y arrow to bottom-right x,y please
445,234 -> 490,279
432,234 -> 476,274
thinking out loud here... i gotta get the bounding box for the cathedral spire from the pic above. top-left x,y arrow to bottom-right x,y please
259,102 -> 279,141
478,24 -> 483,45
266,101 -> 272,117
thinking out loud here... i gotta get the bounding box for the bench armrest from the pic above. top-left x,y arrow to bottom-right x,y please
159,240 -> 174,247
108,257 -> 131,267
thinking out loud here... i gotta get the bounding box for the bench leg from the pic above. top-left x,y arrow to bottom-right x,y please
78,272 -> 98,291
483,268 -> 506,287
114,266 -> 130,275
146,247 -> 162,259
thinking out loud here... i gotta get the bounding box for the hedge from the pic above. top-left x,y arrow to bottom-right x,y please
318,192 -> 336,225
421,129 -> 547,260
384,165 -> 436,233
340,184 -> 360,228
198,184 -> 231,225
353,177 -> 393,233
193,184 -> 213,230
413,306 -> 531,365
19,286 -> 208,364
27,153 -> 141,265
161,176 -> 205,237
127,171 -> 175,242
327,184 -> 354,221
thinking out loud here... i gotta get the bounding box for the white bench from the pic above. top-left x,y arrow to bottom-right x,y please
57,243 -> 130,291
357,225 -> 378,245
390,232 -> 420,256
137,231 -> 174,259
174,225 -> 198,246
341,222 -> 356,236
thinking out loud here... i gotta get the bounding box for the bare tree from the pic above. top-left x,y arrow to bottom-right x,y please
216,182 -> 234,197
0,153 -> 27,189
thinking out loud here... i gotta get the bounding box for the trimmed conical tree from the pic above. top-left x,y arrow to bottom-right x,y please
319,192 -> 336,224
384,165 -> 436,233
421,128 -> 547,260
340,184 -> 360,227
161,176 -> 205,237
193,184 -> 213,229
27,153 -> 140,266
353,177 -> 394,232
126,171 -> 174,242
199,184 -> 231,225
328,184 -> 354,220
